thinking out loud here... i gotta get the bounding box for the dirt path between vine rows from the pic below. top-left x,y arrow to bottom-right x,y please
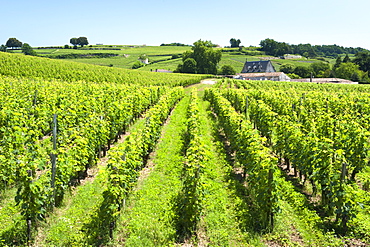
200,79 -> 217,85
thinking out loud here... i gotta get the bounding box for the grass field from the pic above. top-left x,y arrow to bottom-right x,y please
10,44 -> 336,74
33,45 -> 191,69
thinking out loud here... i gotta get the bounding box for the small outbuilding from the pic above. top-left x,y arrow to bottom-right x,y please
283,54 -> 302,59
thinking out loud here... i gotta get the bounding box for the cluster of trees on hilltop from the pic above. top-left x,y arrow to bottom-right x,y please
175,40 -> 236,75
280,52 -> 370,83
6,38 -> 23,49
70,37 -> 89,48
160,43 -> 190,46
260,38 -> 368,58
229,38 -> 241,48
175,40 -> 222,74
1,36 -> 92,55
1,38 -> 37,56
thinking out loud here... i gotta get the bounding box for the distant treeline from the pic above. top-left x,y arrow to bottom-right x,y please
37,46 -> 65,49
160,43 -> 190,46
259,38 -> 368,58
47,53 -> 119,59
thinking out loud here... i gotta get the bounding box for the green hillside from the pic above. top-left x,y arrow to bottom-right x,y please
0,52 -> 206,86
34,45 -> 191,70
11,45 -> 335,74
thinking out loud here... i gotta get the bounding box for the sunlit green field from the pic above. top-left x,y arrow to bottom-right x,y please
32,45 -> 190,69
9,44 -> 340,73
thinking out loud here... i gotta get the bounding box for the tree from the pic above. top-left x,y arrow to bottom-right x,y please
77,37 -> 89,47
279,63 -> 296,74
307,47 -> 317,58
6,38 -> 22,49
275,42 -> 291,57
220,65 -> 236,75
351,71 -> 360,82
0,44 -> 7,52
334,56 -> 342,69
182,58 -> 197,73
343,54 -> 351,63
335,62 -> 364,80
70,38 -> 78,47
21,43 -> 37,56
259,38 -> 292,57
70,37 -> 89,47
287,73 -> 300,79
310,62 -> 331,78
294,66 -> 313,78
230,38 -> 241,48
178,39 -> 222,74
138,54 -> 148,61
259,38 -> 278,56
353,51 -> 370,72
131,61 -> 144,69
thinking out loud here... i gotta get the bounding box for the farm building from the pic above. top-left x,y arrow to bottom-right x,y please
235,72 -> 291,81
241,60 -> 276,73
291,78 -> 358,84
238,60 -> 290,81
283,54 -> 302,59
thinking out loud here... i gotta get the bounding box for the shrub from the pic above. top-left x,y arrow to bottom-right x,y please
182,58 -> 197,73
280,63 -> 296,74
287,73 -> 300,79
219,65 -> 236,75
132,61 -> 144,69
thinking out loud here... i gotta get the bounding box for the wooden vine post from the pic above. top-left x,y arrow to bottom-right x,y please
51,114 -> 57,207
245,96 -> 249,121
340,161 -> 348,233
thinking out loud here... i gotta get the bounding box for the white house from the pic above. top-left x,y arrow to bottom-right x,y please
235,72 -> 291,81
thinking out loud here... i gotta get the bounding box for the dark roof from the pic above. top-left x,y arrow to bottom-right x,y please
241,60 -> 275,73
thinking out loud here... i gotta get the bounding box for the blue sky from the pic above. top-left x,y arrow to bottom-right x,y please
2,0 -> 369,49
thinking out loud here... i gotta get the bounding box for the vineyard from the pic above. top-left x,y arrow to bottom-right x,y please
0,52 -> 370,246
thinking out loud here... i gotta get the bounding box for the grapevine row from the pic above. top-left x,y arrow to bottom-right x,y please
102,87 -> 184,233
204,88 -> 279,230
174,90 -> 210,237
219,86 -> 370,234
0,77 -> 170,241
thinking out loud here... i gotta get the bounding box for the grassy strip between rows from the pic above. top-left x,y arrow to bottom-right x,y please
32,89 -> 182,246
37,167 -> 108,246
0,188 -> 26,245
112,94 -> 189,246
194,92 -> 261,246
112,87 -> 263,246
33,117 -> 147,246
204,88 -> 347,246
